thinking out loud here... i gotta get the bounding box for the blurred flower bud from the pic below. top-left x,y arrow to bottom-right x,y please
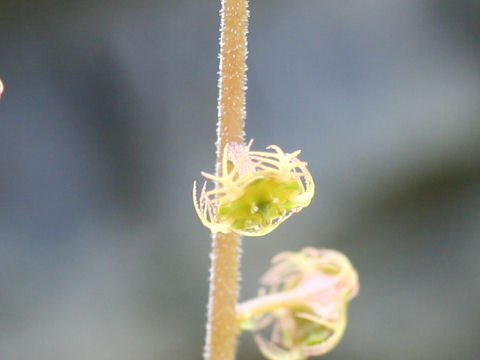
238,247 -> 359,359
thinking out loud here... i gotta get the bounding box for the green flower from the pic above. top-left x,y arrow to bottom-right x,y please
193,141 -> 314,236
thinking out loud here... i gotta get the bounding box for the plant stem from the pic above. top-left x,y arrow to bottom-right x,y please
204,0 -> 249,360
205,233 -> 242,360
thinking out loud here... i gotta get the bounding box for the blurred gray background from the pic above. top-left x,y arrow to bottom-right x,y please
1,0 -> 479,359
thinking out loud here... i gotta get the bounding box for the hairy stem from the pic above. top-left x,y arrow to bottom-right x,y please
204,0 -> 249,360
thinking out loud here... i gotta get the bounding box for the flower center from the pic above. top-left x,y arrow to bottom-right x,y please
218,177 -> 302,231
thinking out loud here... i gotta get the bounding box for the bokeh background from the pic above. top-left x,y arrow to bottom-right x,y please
1,0 -> 479,359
